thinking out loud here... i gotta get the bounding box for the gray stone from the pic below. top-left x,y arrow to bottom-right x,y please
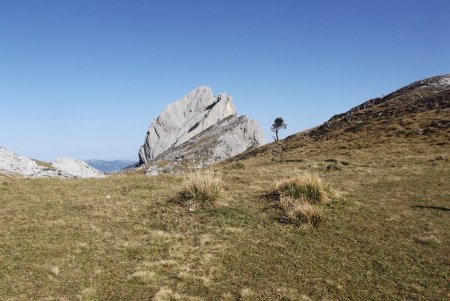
138,86 -> 237,164
51,158 -> 106,179
0,147 -> 42,176
137,86 -> 265,175
144,115 -> 265,175
0,147 -> 105,179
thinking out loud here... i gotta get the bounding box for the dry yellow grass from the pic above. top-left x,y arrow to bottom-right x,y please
279,196 -> 323,227
276,174 -> 328,204
180,170 -> 222,205
1,145 -> 449,300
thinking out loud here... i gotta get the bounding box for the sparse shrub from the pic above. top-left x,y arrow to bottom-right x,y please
276,174 -> 328,204
346,121 -> 366,133
433,155 -> 447,161
414,235 -> 440,245
153,287 -> 181,301
228,162 -> 245,170
279,197 -> 322,227
180,170 -> 222,205
324,158 -> 338,163
400,117 -> 415,126
326,163 -> 341,171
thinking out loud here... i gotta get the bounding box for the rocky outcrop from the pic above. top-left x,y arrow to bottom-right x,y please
0,147 -> 43,177
0,147 -> 106,179
138,86 -> 265,174
146,115 -> 265,175
52,158 -> 106,178
139,86 -> 237,164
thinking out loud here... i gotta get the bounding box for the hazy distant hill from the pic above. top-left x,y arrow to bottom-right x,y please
85,159 -> 136,173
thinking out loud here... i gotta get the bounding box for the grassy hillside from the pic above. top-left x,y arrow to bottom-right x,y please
1,76 -> 449,300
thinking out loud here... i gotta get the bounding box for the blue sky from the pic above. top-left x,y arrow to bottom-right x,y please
0,0 -> 449,161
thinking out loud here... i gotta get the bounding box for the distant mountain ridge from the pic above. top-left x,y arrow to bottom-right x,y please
85,159 -> 136,173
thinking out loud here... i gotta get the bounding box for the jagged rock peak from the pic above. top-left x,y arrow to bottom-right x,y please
138,86 -> 237,164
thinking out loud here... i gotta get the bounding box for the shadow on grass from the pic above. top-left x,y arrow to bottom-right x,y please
411,205 -> 450,211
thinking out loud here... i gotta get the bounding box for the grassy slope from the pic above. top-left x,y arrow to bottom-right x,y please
1,80 -> 449,300
1,148 -> 448,300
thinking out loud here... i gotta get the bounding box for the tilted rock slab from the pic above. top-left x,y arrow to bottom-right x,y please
137,86 -> 265,174
145,115 -> 265,175
138,86 -> 237,164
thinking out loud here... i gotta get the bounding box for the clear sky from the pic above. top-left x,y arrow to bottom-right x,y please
0,0 -> 449,161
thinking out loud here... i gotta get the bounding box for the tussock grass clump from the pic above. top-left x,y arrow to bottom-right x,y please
279,196 -> 322,227
180,170 -> 222,205
275,174 -> 328,228
276,174 -> 328,204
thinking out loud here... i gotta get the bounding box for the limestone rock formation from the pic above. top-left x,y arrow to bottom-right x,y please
146,115 -> 265,175
0,147 -> 106,179
138,86 -> 237,164
52,158 -> 106,179
0,147 -> 43,177
138,86 -> 265,174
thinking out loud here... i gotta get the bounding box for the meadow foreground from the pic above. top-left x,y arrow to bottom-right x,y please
1,140 -> 448,300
